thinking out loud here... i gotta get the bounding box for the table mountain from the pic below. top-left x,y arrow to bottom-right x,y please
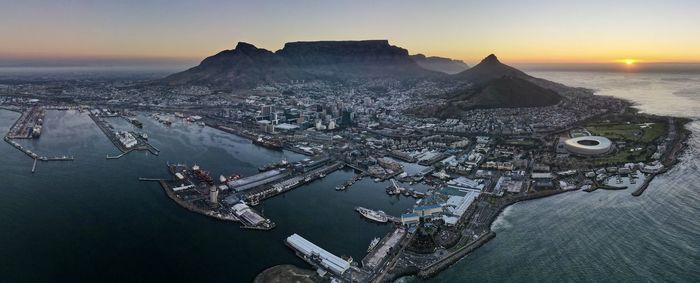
410,54 -> 469,74
162,40 -> 441,88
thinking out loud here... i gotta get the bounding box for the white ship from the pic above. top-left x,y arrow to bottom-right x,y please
355,207 -> 388,223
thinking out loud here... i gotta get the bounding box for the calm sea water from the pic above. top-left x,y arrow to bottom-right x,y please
0,110 -> 417,282
421,71 -> 700,282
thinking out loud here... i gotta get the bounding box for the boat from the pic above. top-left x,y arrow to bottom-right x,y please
252,137 -> 284,150
355,207 -> 388,223
367,237 -> 380,252
412,191 -> 426,198
258,159 -> 290,172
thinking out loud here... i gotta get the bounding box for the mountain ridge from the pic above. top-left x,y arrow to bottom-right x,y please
162,40 -> 442,88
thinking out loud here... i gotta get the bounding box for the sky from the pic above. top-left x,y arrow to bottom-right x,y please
1,0 -> 699,67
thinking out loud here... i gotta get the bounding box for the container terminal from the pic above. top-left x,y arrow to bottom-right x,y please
3,106 -> 74,171
6,105 -> 44,139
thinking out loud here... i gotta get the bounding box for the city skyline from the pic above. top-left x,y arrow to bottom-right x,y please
2,0 -> 700,67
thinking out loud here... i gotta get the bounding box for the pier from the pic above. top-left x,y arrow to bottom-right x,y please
31,158 -> 37,173
89,113 -> 160,157
244,162 -> 344,204
4,136 -> 75,164
335,174 -> 363,191
138,177 -> 163,182
632,173 -> 657,196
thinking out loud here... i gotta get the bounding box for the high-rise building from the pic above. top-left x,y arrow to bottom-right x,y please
341,109 -> 354,128
261,105 -> 272,119
209,187 -> 219,204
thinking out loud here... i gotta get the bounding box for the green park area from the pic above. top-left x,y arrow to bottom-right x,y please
586,122 -> 666,143
581,122 -> 666,166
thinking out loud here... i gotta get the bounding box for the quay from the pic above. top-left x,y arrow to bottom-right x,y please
138,177 -> 163,182
4,136 -> 75,163
158,163 -> 276,230
89,113 -> 159,157
244,161 -> 344,205
362,227 -> 406,270
106,149 -> 133,159
335,174 -> 363,191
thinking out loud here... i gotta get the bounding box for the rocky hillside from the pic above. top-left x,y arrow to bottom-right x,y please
162,40 -> 441,88
410,54 -> 469,74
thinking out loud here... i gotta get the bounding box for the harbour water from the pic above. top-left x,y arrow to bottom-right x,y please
421,70 -> 700,282
0,110 -> 416,282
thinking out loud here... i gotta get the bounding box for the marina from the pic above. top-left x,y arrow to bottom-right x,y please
335,174 -> 363,191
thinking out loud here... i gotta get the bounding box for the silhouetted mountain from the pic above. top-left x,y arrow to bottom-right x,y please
453,54 -> 528,84
410,54 -> 469,74
162,40 -> 440,88
413,54 -> 563,116
450,54 -> 562,109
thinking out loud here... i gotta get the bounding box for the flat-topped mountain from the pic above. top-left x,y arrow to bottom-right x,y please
162,40 -> 440,88
410,54 -> 469,74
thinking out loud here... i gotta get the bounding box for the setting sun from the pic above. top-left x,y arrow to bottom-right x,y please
625,59 -> 635,65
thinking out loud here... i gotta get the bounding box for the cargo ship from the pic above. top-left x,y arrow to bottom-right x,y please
355,207 -> 388,223
258,159 -> 289,172
252,137 -> 284,150
192,164 -> 213,185
127,117 -> 143,128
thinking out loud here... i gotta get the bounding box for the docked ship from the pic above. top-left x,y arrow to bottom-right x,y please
252,137 -> 284,150
127,117 -> 143,128
192,164 -> 213,185
219,174 -> 241,184
355,207 -> 388,223
258,159 -> 289,172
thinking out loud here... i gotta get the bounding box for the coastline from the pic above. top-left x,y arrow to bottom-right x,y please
387,188 -> 579,282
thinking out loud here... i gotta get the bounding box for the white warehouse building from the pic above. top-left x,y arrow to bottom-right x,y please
286,234 -> 350,275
